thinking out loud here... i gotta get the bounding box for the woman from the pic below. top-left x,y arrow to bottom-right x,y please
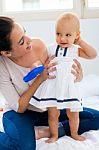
0,16 -> 99,150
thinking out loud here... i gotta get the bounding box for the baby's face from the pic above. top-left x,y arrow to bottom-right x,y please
55,20 -> 79,48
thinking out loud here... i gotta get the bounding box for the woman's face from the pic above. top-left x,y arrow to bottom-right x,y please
10,23 -> 32,59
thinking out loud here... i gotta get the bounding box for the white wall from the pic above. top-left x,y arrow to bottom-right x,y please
20,18 -> 99,76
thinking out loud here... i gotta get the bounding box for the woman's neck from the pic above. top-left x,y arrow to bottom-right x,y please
9,52 -> 39,68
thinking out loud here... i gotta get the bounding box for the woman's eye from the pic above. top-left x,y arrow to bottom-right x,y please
20,40 -> 24,45
19,38 -> 24,45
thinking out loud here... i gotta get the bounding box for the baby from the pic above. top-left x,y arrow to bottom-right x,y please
30,12 -> 97,143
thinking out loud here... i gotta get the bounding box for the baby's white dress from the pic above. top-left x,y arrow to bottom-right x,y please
30,44 -> 83,112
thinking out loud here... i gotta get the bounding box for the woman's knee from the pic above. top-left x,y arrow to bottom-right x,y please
3,111 -> 20,142
3,110 -> 36,150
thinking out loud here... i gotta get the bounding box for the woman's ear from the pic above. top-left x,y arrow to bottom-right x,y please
0,51 -> 11,57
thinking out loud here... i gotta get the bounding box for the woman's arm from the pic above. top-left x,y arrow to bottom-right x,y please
18,75 -> 44,113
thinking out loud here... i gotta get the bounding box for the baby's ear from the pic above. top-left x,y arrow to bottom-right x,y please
0,51 -> 11,57
76,31 -> 80,39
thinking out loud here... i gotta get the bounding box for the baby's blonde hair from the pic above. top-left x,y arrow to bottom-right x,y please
56,12 -> 80,31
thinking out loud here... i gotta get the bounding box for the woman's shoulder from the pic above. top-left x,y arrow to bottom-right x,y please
31,37 -> 48,63
31,37 -> 46,49
31,37 -> 47,53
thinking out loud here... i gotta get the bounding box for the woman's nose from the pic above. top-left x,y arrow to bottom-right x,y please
25,36 -> 32,44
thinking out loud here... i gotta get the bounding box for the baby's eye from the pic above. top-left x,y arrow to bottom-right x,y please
56,33 -> 60,36
65,34 -> 71,37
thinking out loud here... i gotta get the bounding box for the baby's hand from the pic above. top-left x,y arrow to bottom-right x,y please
74,36 -> 82,45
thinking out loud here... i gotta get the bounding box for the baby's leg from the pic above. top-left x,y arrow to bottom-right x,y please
66,109 -> 86,141
45,107 -> 60,143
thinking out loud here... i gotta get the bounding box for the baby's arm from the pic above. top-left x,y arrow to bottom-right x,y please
75,37 -> 97,59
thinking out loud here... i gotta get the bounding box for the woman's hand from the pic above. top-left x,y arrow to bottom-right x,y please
71,59 -> 83,82
40,55 -> 56,81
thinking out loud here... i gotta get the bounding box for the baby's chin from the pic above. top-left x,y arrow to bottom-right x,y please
59,44 -> 70,48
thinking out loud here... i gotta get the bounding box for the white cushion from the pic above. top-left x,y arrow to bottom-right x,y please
79,74 -> 99,98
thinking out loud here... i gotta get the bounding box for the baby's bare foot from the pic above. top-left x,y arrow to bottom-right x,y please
45,136 -> 58,143
71,134 -> 86,141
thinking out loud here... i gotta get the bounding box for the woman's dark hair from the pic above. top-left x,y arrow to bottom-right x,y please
0,16 -> 14,52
